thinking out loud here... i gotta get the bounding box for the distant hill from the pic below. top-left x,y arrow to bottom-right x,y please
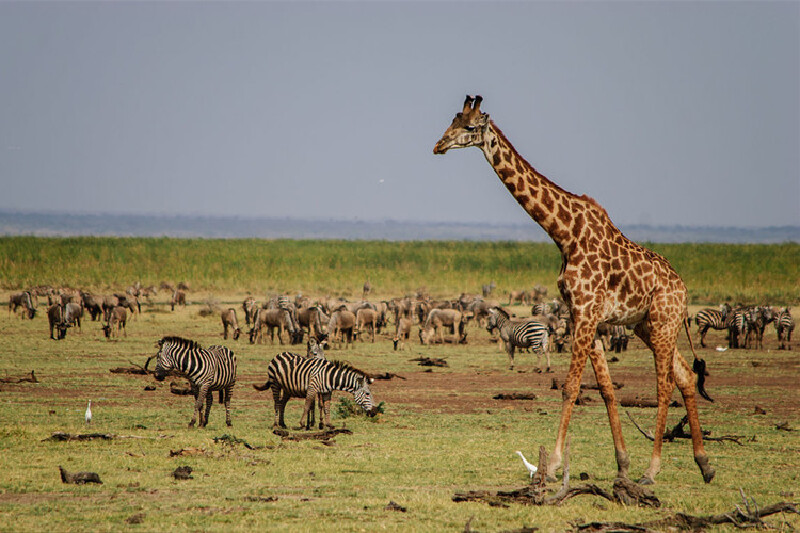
0,210 -> 797,243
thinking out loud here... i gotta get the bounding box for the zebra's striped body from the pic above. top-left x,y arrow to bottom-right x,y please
745,306 -> 774,350
728,308 -> 749,349
694,304 -> 730,348
302,359 -> 374,430
775,308 -> 794,350
154,336 -> 237,428
487,307 -> 550,371
253,352 -> 374,430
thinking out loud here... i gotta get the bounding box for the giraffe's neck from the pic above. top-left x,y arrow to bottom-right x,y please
480,122 -> 580,253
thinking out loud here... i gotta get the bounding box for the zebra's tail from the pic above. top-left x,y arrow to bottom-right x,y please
252,380 -> 272,392
684,316 -> 713,402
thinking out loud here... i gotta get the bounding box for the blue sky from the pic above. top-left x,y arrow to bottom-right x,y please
1,1 -> 797,228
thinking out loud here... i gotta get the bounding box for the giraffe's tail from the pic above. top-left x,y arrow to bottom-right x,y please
684,316 -> 713,402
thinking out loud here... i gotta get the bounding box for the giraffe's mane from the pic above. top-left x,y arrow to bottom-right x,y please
490,120 -> 611,220
159,336 -> 202,350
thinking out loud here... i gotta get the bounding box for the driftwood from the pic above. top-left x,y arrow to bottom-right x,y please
369,372 -> 406,381
620,397 -> 681,408
0,370 -> 38,384
411,357 -> 448,367
59,466 -> 102,484
626,411 -> 744,445
45,432 -> 172,442
580,381 -> 623,391
576,489 -> 798,531
493,393 -> 538,401
273,428 -> 353,442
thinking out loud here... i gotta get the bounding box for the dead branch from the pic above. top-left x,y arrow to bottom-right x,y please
410,357 -> 448,367
369,372 -> 406,380
626,411 -> 744,445
273,428 -> 353,441
0,370 -> 37,384
620,397 -> 681,408
493,392 -> 538,401
59,466 -> 102,484
170,381 -> 193,395
45,432 -> 171,442
581,381 -> 623,391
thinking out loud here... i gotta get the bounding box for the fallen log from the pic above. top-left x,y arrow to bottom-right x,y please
44,432 -> 172,442
369,372 -> 406,381
580,381 -> 623,391
0,370 -> 38,384
410,357 -> 448,367
620,397 -> 681,408
273,428 -> 353,441
59,466 -> 102,484
493,393 -> 538,401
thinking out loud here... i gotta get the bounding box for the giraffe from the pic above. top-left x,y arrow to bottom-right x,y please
433,95 -> 714,485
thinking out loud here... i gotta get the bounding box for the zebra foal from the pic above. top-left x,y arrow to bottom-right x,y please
154,336 -> 237,428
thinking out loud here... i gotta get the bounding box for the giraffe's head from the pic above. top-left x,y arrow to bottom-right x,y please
433,95 -> 490,154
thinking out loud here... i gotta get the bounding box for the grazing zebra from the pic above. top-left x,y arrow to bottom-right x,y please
775,308 -> 795,350
253,352 -> 375,430
694,304 -> 731,348
153,336 -> 237,428
487,307 -> 550,371
728,307 -> 749,349
745,306 -> 774,350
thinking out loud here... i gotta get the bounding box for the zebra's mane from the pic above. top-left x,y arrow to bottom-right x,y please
492,306 -> 511,319
328,359 -> 369,377
159,336 -> 202,350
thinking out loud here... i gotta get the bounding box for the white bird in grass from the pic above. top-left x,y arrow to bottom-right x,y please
85,401 -> 92,424
514,450 -> 538,479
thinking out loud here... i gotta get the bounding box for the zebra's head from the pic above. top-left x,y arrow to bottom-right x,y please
153,337 -> 182,381
307,337 -> 325,359
352,375 -> 375,416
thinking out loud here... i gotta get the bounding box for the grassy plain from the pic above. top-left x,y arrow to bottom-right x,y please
0,238 -> 799,531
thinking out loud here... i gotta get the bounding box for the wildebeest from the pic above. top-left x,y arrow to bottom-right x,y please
327,308 -> 356,349
393,317 -> 412,351
249,307 -> 300,345
171,290 -> 187,311
609,325 -> 629,353
63,302 -> 83,333
9,291 -> 37,319
47,304 -> 68,340
242,296 -> 258,326
81,292 -> 104,321
419,309 -> 466,345
297,305 -> 327,339
355,307 -> 378,343
221,308 -> 241,340
101,306 -> 128,339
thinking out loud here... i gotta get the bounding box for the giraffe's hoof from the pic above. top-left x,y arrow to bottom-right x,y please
637,476 -> 655,486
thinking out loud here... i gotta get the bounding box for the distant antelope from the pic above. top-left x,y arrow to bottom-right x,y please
9,291 -> 36,319
171,290 -> 187,311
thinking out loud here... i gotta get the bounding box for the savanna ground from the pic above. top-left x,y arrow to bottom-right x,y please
0,238 -> 798,532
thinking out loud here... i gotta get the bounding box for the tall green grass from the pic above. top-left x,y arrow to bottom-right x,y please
0,237 -> 797,304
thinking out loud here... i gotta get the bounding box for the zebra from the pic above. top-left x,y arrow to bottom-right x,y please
728,307 -> 749,349
153,336 -> 237,428
745,306 -> 774,350
253,352 -> 374,430
694,303 -> 731,348
486,307 -> 550,371
775,307 -> 795,350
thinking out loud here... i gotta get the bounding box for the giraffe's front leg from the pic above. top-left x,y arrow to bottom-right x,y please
548,328 -> 592,479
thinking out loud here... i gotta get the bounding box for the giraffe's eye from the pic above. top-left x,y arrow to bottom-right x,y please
465,125 -> 476,132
